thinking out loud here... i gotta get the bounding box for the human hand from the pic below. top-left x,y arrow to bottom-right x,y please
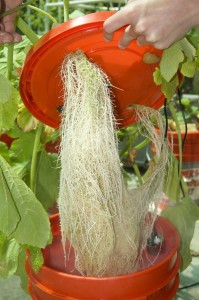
0,0 -> 23,44
103,0 -> 199,49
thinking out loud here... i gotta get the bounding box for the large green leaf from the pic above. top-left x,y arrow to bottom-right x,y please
0,156 -> 50,248
35,151 -> 60,210
160,42 -> 184,82
161,74 -> 179,101
9,130 -> 36,163
17,103 -> 38,133
0,74 -> 12,103
161,197 -> 199,271
0,87 -> 20,131
0,232 -> 20,279
153,68 -> 179,101
0,169 -> 20,236
0,141 -> 10,163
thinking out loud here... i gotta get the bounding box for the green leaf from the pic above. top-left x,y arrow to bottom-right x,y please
187,33 -> 199,49
0,232 -> 20,279
51,22 -> 60,29
9,130 -> 36,163
11,161 -> 30,179
35,151 -> 60,210
163,153 -> 182,202
69,10 -> 85,19
160,42 -> 184,82
153,68 -> 179,101
153,67 -> 163,85
0,142 -> 10,163
17,104 -> 38,132
7,123 -> 26,139
179,38 -> 196,61
0,168 -> 20,236
29,246 -> 44,273
180,59 -> 196,78
0,156 -> 50,248
0,74 -> 12,103
15,249 -> 28,293
0,87 -> 20,131
161,197 -> 199,271
161,73 -> 179,101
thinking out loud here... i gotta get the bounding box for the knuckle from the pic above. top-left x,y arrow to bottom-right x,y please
153,41 -> 167,50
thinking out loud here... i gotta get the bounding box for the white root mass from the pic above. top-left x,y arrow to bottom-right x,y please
58,50 -> 169,276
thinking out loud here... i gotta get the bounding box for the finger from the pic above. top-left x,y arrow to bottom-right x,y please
13,32 -> 22,43
3,19 -> 16,35
118,25 -> 138,49
103,5 -> 134,41
136,35 -> 149,46
0,32 -> 14,44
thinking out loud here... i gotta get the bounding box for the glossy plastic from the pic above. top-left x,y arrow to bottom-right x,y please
26,214 -> 180,300
19,12 -> 165,129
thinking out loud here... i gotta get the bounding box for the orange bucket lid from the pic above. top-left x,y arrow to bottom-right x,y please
19,11 -> 164,128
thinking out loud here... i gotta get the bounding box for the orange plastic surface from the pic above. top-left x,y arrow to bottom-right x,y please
26,214 -> 180,300
20,12 -> 164,129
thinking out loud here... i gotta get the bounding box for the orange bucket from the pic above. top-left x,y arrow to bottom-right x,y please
26,214 -> 180,300
167,130 -> 199,163
19,12 -> 165,129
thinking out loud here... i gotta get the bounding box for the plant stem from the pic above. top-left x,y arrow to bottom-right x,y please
0,0 -> 36,18
132,163 -> 143,185
169,102 -> 183,183
30,122 -> 44,193
134,138 -> 150,151
7,44 -> 14,81
63,0 -> 70,21
17,17 -> 39,44
27,5 -> 57,24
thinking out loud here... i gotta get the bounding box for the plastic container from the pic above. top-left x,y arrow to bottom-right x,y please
168,130 -> 199,163
26,214 -> 180,300
167,130 -> 199,200
152,129 -> 199,201
19,11 -> 165,129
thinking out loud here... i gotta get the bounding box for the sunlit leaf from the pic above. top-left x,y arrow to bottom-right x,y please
0,156 -> 50,248
0,87 -> 20,131
0,74 -> 12,103
9,130 -> 36,163
0,141 -> 10,163
35,151 -> 60,210
0,168 -> 20,236
17,103 -> 38,132
160,42 -> 184,82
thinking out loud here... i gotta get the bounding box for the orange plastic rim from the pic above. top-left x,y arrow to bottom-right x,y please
19,12 -> 164,129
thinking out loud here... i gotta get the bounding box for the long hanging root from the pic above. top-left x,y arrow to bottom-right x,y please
58,50 -> 170,276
